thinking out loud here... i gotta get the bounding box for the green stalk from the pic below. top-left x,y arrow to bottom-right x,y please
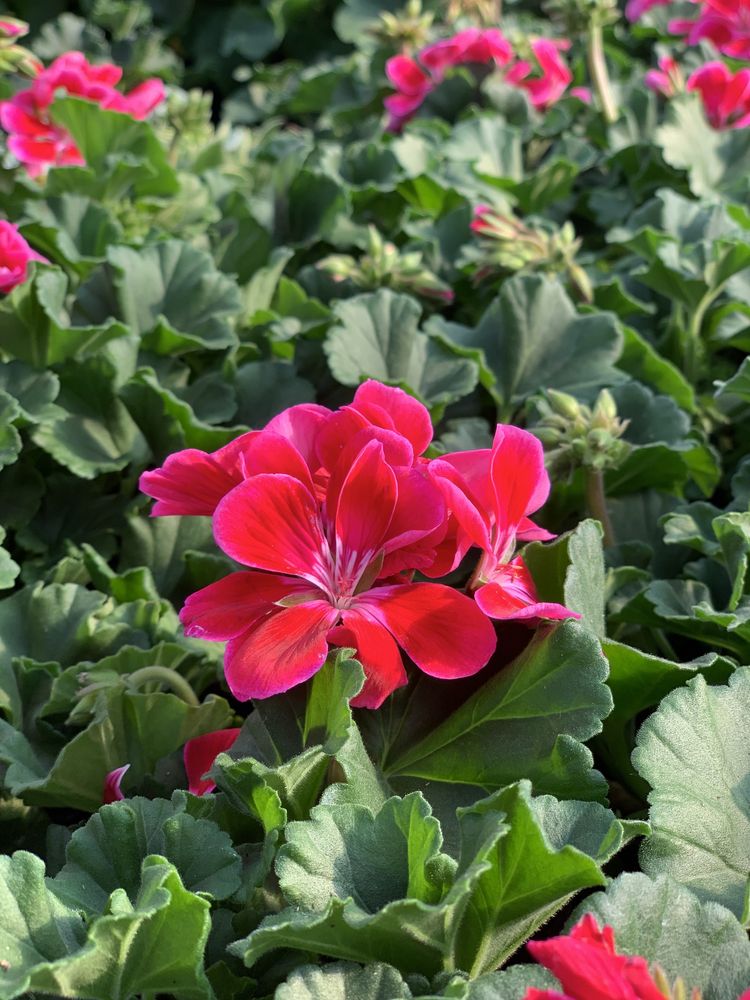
584,466 -> 615,547
126,666 -> 200,706
587,22 -> 618,125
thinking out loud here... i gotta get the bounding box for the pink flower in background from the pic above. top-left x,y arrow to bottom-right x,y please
430,425 -> 578,621
384,54 -> 433,131
102,764 -> 130,804
420,27 -> 513,80
687,61 -> 750,128
180,438 -> 496,708
0,18 -> 27,38
644,55 -> 684,97
505,39 -> 573,110
0,51 -> 165,176
625,0 -> 671,21
524,914 -> 667,1000
670,0 -> 750,60
0,220 -> 47,293
183,728 -> 241,796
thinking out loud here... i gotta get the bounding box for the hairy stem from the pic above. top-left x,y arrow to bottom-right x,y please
584,466 -> 615,547
126,666 -> 200,706
587,23 -> 618,125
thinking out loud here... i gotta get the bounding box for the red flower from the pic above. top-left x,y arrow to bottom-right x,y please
430,425 -> 578,621
670,0 -> 750,61
524,914 -> 668,1000
504,39 -> 573,111
0,220 -> 47,293
0,51 -> 164,176
180,438 -> 496,708
686,61 -> 750,129
644,56 -> 684,97
102,764 -> 130,804
420,27 -> 513,81
183,728 -> 241,796
625,0 -> 670,21
384,54 -> 433,132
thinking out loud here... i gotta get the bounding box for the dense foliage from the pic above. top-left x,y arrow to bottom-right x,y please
1,0 -> 750,997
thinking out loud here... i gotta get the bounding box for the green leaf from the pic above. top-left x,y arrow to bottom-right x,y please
713,512 -> 750,609
619,323 -> 695,411
442,116 -> 523,182
234,360 -> 315,427
523,520 -> 606,638
21,194 -> 123,274
449,783 -> 608,976
384,620 -> 612,802
0,852 -> 212,1000
74,241 -> 241,354
53,795 -> 241,912
632,667 -> 750,918
573,874 -> 750,1000
0,526 -> 19,591
276,962 -> 412,999
0,391 -> 21,471
325,289 -> 478,410
434,275 -> 623,409
31,357 -> 149,479
50,96 -> 178,199
286,170 -> 348,245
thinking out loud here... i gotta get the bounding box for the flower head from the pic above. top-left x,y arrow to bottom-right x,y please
102,764 -> 130,804
0,51 -> 165,176
670,0 -> 750,61
625,0 -> 670,21
504,38 -> 573,110
687,61 -> 750,129
184,728 -> 241,796
0,221 -> 47,293
645,56 -> 684,98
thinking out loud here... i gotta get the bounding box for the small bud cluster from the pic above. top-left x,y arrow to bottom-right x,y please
468,206 -> 593,303
0,16 -> 42,78
544,0 -> 619,34
318,225 -> 454,303
533,388 -> 631,477
373,0 -> 434,50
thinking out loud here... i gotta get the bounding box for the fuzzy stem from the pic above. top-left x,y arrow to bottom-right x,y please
587,22 -> 618,125
126,666 -> 200,706
584,466 -> 615,547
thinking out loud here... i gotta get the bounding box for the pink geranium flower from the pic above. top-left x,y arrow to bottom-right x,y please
102,764 -> 130,804
384,54 -> 433,132
180,438 -> 497,708
687,61 -> 750,128
644,55 -> 684,97
524,914 -> 669,1000
429,425 -> 578,621
504,39 -> 573,111
183,728 -> 241,795
625,0 -> 671,21
0,51 -> 165,176
670,0 -> 750,60
0,220 -> 47,293
420,27 -> 513,81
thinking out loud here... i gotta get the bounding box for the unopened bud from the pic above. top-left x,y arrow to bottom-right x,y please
547,389 -> 581,420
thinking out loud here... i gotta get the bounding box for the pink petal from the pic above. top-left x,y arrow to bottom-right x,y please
264,403 -> 331,472
180,570 -> 315,641
330,610 -> 408,708
224,601 -> 339,700
183,727 -> 241,796
490,424 -> 550,531
334,439 -> 397,565
474,557 -> 579,622
139,444 -> 252,517
352,380 -> 434,458
382,465 -> 447,555
429,458 -> 491,553
358,582 -> 496,679
386,54 -> 431,95
517,516 -> 556,542
121,78 -> 165,119
102,764 -> 130,804
213,474 -> 328,585
241,431 -> 314,490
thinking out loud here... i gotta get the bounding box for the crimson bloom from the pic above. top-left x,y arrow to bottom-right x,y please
644,56 -> 684,97
0,220 -> 47,293
384,54 -> 433,132
420,27 -> 513,81
183,728 -> 241,796
0,51 -> 164,176
504,39 -> 573,110
180,438 -> 496,708
687,61 -> 750,129
625,0 -> 671,21
430,425 -> 578,621
524,914 -> 669,1000
102,764 -> 130,804
670,0 -> 750,60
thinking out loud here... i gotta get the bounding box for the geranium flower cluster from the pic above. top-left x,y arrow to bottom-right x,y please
0,51 -> 164,176
0,220 -> 46,293
383,27 -> 575,131
140,381 -> 576,709
634,0 -> 750,130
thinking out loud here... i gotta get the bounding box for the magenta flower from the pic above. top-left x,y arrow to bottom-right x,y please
180,438 -> 497,708
0,51 -> 165,176
384,54 -> 433,132
420,27 -> 513,81
102,764 -> 130,804
687,61 -> 750,129
670,0 -> 750,60
504,39 -> 573,111
524,914 -> 667,1000
0,220 -> 47,293
430,425 -> 578,621
644,55 -> 684,97
184,728 -> 241,796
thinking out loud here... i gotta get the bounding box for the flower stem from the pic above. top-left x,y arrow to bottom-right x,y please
584,467 -> 615,547
587,23 -> 618,125
126,666 -> 200,706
